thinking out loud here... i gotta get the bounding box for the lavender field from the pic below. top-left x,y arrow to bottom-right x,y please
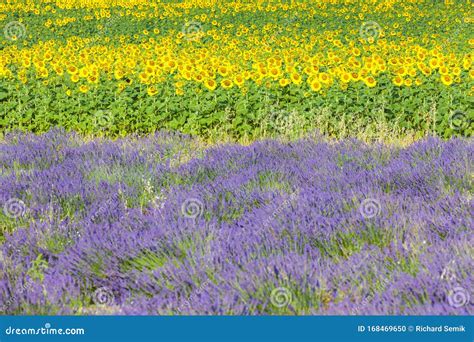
0,130 -> 472,315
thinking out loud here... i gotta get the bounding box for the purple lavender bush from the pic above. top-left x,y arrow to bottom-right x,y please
0,129 -> 472,315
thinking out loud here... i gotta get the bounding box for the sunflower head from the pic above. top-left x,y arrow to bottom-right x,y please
221,78 -> 233,89
147,86 -> 159,96
310,79 -> 322,92
205,79 -> 217,91
440,74 -> 453,86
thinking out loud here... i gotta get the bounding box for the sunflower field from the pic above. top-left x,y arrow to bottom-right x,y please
0,0 -> 472,140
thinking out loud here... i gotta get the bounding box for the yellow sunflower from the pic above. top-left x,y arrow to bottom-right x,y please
290,72 -> 302,85
279,78 -> 291,87
440,74 -> 453,86
340,72 -> 351,83
79,85 -> 89,93
393,76 -> 404,86
204,79 -> 217,91
221,78 -> 233,89
363,76 -> 377,88
147,86 -> 158,96
310,79 -> 322,92
233,75 -> 245,87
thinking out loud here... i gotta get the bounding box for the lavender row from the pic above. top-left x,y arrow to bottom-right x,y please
0,129 -> 472,315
